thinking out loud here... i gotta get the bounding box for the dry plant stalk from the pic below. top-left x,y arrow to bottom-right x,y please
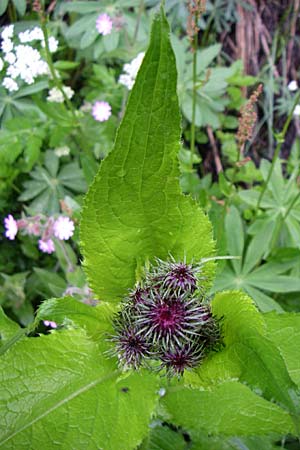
187,0 -> 206,45
236,84 -> 263,151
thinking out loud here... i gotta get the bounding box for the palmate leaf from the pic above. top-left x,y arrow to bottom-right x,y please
81,8 -> 215,303
0,329 -> 159,450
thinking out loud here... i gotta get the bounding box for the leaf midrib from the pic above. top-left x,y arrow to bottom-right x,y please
0,369 -> 120,446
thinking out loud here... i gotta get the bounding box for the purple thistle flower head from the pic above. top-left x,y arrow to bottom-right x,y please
160,343 -> 204,376
129,285 -> 149,305
163,262 -> 198,293
135,295 -> 206,345
112,258 -> 221,377
114,326 -> 149,369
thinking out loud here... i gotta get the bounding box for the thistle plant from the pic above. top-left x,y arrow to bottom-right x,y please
1,8 -> 300,450
112,258 -> 220,376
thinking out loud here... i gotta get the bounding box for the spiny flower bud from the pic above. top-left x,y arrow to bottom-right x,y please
111,258 -> 221,377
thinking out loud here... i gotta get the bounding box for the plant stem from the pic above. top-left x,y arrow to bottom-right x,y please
39,13 -> 93,156
133,0 -> 144,43
56,239 -> 75,272
254,89 -> 300,216
40,18 -> 77,119
190,27 -> 198,168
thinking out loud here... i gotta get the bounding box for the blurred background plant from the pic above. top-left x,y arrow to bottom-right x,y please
1,0 -> 300,347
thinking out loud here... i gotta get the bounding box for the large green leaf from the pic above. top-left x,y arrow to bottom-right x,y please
0,307 -> 19,343
81,9 -> 214,302
0,329 -> 159,449
212,292 -> 300,426
264,312 -> 300,386
162,380 -> 295,436
36,296 -> 115,338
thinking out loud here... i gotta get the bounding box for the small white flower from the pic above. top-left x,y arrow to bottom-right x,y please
4,214 -> 18,240
118,74 -> 134,90
18,30 -> 31,43
119,52 -> 145,90
4,52 -> 16,64
30,27 -> 44,41
96,13 -> 113,36
41,36 -> 59,53
1,39 -> 14,53
54,146 -> 70,157
47,86 -> 74,103
53,216 -> 75,240
2,77 -> 18,92
0,57 -> 3,72
19,27 -> 44,43
6,64 -> 21,79
293,104 -> 300,116
92,101 -> 112,122
1,25 -> 14,40
38,238 -> 55,254
288,80 -> 298,92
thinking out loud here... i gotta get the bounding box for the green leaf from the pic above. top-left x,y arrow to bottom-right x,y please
212,291 -> 300,425
0,329 -> 159,449
162,380 -> 295,436
0,0 -> 9,15
225,205 -> 244,273
0,307 -> 19,343
140,423 -> 187,450
243,219 -> 276,274
81,9 -> 215,302
33,268 -> 67,297
212,290 -> 266,344
264,312 -> 300,386
36,296 -> 115,337
12,0 -> 26,15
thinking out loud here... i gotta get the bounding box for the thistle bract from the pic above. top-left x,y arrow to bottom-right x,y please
112,258 -> 221,376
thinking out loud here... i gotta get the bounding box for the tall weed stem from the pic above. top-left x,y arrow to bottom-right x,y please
254,90 -> 300,216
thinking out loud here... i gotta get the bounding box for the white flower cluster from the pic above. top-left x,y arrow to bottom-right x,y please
118,52 -> 145,90
47,86 -> 74,103
0,25 -> 59,93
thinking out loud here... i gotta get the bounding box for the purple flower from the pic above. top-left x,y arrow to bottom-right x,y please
129,285 -> 149,304
160,344 -> 204,376
92,101 -> 112,122
96,13 -> 113,36
114,326 -> 149,369
53,216 -> 74,240
163,262 -> 198,293
112,258 -> 221,377
43,320 -> 57,329
135,295 -> 207,345
38,238 -> 55,254
4,214 -> 18,240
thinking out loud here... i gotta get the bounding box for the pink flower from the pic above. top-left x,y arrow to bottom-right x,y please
43,320 -> 57,329
96,13 -> 113,36
53,216 -> 74,240
92,101 -> 112,122
27,222 -> 41,236
4,214 -> 18,240
38,238 -> 55,254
